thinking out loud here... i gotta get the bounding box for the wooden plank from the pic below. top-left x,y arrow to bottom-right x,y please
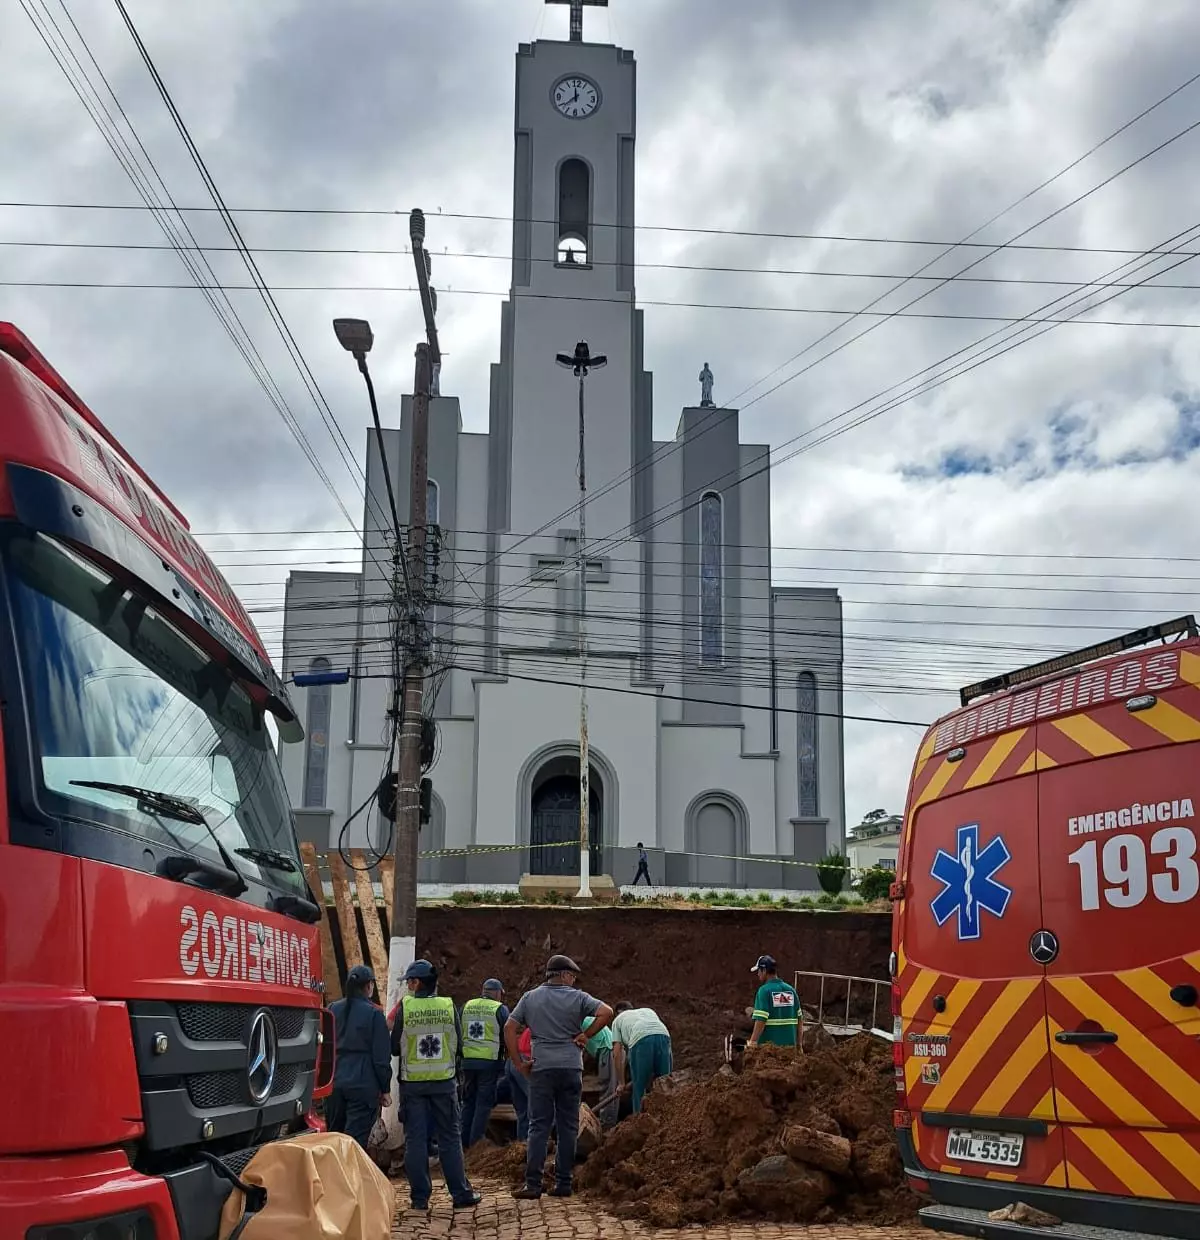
300,844 -> 341,1001
327,850 -> 363,973
352,850 -> 388,983
377,855 -> 395,935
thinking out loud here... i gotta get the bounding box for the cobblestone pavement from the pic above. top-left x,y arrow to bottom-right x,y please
390,1179 -> 928,1240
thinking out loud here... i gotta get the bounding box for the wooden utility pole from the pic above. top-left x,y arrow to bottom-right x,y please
382,210 -> 441,1151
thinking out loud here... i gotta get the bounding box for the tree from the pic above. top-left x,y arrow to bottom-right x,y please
862,808 -> 890,823
817,848 -> 850,896
855,866 -> 894,903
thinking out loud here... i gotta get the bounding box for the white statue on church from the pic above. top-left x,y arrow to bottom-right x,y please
699,362 -> 715,407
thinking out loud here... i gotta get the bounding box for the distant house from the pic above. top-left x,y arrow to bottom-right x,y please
848,811 -> 902,873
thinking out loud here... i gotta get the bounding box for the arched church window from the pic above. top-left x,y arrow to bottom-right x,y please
557,158 -> 590,265
797,671 -> 819,817
302,657 -> 332,808
426,478 -> 440,526
699,491 -> 723,665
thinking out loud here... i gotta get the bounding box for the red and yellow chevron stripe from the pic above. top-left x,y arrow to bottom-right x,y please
899,949 -> 1200,1202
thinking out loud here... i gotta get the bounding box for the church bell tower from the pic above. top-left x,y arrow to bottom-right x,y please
490,0 -> 645,546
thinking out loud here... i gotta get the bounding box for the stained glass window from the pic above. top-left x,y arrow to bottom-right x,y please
302,657 -> 332,808
699,492 -> 723,665
798,671 -> 819,817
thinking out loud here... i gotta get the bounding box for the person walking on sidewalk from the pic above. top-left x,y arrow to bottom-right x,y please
632,842 -> 653,886
390,959 -> 481,1212
746,954 -> 799,1049
505,954 -> 614,1199
325,964 -> 391,1149
610,1002 -> 672,1113
460,978 -> 509,1148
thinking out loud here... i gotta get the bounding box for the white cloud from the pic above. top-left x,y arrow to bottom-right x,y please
3,0 -> 1197,831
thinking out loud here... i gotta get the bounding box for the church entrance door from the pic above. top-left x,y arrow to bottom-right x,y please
529,757 -> 603,876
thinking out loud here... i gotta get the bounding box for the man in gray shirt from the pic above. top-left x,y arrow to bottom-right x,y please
505,953 -> 614,1198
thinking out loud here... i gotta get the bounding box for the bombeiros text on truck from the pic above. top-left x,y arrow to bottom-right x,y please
0,324 -> 334,1240
890,616 -> 1200,1240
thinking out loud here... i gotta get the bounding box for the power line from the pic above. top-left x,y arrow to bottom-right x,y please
189,526 -> 1200,565
110,0 -> 398,557
11,237 -> 1200,292
16,0 -> 364,535
479,96 -> 1200,607
563,221 -> 1200,593
9,279 -> 1200,329
5,199 -> 1200,258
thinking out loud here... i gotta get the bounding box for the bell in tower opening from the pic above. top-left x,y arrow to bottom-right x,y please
557,157 -> 591,264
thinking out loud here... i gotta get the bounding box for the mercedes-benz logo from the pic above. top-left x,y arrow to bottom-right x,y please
1030,929 -> 1059,965
247,1009 -> 278,1105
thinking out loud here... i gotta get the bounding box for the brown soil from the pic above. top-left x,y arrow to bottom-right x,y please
414,907 -> 890,1072
575,1038 -> 919,1229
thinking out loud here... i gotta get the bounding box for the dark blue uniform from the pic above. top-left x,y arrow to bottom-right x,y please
326,994 -> 391,1149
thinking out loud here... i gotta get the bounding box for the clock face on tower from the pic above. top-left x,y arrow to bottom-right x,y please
552,74 -> 601,119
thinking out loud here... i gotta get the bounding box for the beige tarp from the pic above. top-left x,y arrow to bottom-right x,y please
218,1131 -> 393,1240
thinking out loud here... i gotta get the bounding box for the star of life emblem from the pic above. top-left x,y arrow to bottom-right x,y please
930,823 -> 1012,941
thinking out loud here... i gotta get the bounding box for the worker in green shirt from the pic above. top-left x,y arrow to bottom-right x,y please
747,954 -> 799,1048
581,1014 -> 618,1127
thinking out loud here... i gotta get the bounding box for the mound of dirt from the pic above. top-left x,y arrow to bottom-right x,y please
465,1139 -> 531,1182
413,907 -> 890,1073
576,1038 -> 919,1229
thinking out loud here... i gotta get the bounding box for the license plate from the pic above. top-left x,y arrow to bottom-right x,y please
945,1128 -> 1024,1167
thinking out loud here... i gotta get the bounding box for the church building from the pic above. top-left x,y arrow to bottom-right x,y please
279,3 -> 846,890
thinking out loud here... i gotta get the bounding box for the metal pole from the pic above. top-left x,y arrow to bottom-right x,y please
576,370 -> 592,900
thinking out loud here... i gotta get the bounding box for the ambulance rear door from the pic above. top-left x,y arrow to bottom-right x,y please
1037,644 -> 1200,1206
897,718 -> 1067,1190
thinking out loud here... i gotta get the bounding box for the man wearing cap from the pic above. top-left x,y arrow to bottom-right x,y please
460,978 -> 510,1148
505,954 -> 614,1199
747,954 -> 799,1049
390,959 -> 481,1211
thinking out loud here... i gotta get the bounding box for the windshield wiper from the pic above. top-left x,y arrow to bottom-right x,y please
71,779 -> 207,825
70,779 -> 248,896
235,846 -> 298,873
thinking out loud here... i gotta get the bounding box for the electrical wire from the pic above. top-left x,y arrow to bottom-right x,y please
7,198 -> 1200,258
13,237 -> 1200,291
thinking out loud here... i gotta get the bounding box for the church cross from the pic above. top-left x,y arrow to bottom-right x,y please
546,0 -> 608,43
531,533 -> 610,646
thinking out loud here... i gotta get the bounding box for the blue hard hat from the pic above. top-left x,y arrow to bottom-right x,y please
403,958 -> 437,981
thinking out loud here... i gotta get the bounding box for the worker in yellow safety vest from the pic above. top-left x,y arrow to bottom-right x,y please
460,978 -> 510,1148
390,959 -> 481,1211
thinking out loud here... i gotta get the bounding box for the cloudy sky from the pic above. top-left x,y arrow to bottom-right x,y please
4,0 -> 1199,829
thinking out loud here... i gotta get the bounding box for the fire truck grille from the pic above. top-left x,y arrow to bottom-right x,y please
185,1062 -> 300,1110
176,1002 -> 307,1042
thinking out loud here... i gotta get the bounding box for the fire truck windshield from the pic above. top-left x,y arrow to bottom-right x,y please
2,525 -> 307,901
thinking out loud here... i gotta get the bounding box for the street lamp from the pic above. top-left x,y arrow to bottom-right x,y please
332,317 -> 402,541
555,341 -> 606,900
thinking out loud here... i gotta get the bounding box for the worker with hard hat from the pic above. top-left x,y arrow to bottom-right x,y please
460,977 -> 510,1148
505,953 -> 614,1199
389,959 -> 481,1211
747,954 -> 799,1048
325,963 -> 392,1149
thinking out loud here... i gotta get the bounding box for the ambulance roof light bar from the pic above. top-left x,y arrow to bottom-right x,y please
959,615 -> 1198,707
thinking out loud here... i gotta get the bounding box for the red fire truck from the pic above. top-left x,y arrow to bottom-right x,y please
891,618 -> 1200,1239
0,324 -> 332,1240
